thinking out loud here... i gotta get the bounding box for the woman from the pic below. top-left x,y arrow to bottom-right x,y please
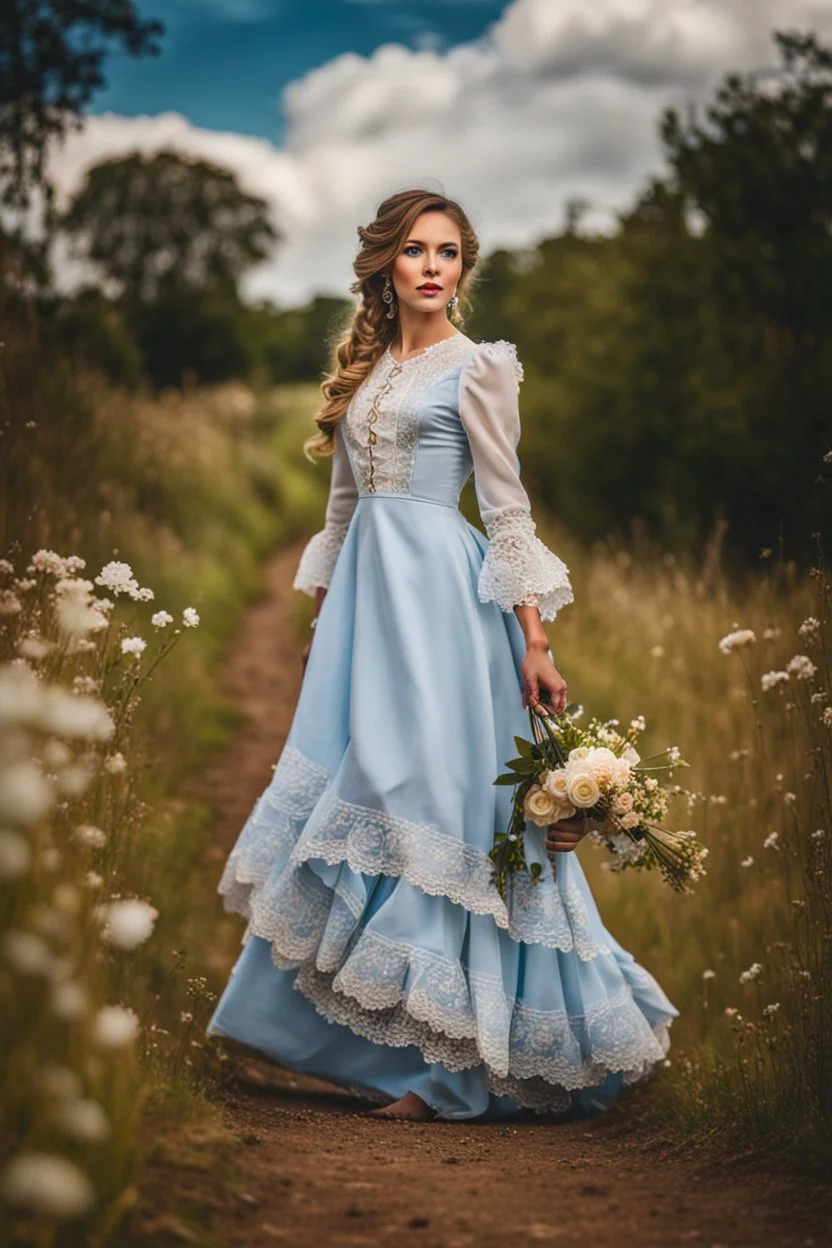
207,188 -> 678,1122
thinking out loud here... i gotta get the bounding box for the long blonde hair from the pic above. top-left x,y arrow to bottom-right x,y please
302,188 -> 481,461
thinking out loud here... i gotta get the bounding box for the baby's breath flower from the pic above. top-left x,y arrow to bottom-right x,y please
783,792 -> 797,804
50,981 -> 88,1021
99,899 -> 159,950
762,1002 -> 781,1019
103,752 -> 126,775
0,1153 -> 95,1219
798,617 -> 820,640
718,629 -> 756,654
740,856 -> 754,868
95,561 -> 139,597
823,707 -> 832,728
92,1004 -> 139,1048
763,831 -> 779,850
811,828 -> 825,841
73,824 -> 106,849
786,654 -> 817,681
182,607 -> 200,628
762,626 -> 781,641
739,962 -> 763,984
761,670 -> 789,692
151,610 -> 173,629
702,969 -> 716,980
724,1007 -> 741,1018
120,637 -> 146,659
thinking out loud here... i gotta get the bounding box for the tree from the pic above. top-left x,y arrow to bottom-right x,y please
0,1 -> 164,216
60,149 -> 279,304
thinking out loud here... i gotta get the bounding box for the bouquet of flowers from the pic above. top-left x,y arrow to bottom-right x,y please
489,704 -> 707,898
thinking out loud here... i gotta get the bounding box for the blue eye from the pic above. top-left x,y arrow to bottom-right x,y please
403,245 -> 458,258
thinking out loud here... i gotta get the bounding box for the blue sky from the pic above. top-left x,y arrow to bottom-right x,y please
89,0 -> 510,142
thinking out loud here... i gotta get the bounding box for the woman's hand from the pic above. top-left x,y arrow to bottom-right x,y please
545,813 -> 590,858
521,645 -> 568,716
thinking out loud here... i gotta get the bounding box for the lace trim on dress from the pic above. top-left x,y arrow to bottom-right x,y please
292,521 -> 352,595
479,506 -> 575,621
472,339 -> 525,386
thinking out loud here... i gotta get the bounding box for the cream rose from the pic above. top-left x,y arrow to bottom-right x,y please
620,810 -> 640,829
542,768 -> 569,800
568,746 -> 590,763
614,758 -> 632,785
587,747 -> 618,787
612,791 -> 634,815
566,771 -> 601,809
524,785 -> 559,826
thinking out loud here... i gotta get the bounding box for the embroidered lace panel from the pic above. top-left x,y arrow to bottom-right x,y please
480,506 -> 575,621
344,333 -> 477,494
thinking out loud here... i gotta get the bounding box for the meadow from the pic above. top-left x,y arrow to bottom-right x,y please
0,311 -> 829,1242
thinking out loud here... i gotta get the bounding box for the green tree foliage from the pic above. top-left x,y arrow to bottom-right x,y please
0,1 -> 164,214
60,148 -> 279,304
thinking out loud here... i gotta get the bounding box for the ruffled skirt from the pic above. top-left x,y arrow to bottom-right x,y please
207,492 -> 679,1119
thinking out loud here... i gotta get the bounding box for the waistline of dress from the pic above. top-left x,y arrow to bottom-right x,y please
357,490 -> 460,512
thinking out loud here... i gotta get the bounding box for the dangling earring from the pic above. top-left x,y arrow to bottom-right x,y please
382,273 -> 397,319
447,289 -> 459,313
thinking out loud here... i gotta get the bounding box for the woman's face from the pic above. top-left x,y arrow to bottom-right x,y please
390,211 -> 463,319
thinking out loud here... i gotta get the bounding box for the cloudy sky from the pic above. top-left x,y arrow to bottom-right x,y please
46,0 -> 832,307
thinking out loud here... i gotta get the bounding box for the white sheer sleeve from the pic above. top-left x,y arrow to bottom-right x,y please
292,421 -> 358,596
458,341 -> 574,621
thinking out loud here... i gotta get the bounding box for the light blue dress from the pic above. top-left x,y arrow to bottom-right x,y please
207,331 -> 679,1119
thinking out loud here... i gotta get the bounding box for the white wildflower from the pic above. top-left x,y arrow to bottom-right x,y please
762,626 -> 781,640
85,871 -> 104,890
0,762 -> 53,826
182,607 -> 200,628
41,689 -> 114,741
1,1153 -> 95,1219
810,690 -> 828,704
811,829 -> 825,841
92,1004 -> 139,1049
35,1066 -> 82,1102
99,899 -> 159,951
40,847 -> 61,872
17,635 -> 52,661
724,1007 -> 741,1018
740,856 -> 754,868
629,715 -> 646,733
55,760 -> 95,799
0,829 -> 31,880
650,644 -> 664,658
823,707 -> 832,728
786,654 -> 817,681
42,739 -> 71,769
51,1099 -> 110,1144
702,969 -> 716,980
762,1002 -> 781,1019
0,590 -> 22,616
103,751 -> 126,775
763,831 -> 779,850
73,824 -> 106,849
1,930 -> 52,976
0,558 -> 13,575
50,981 -> 88,1021
56,595 -> 108,637
739,962 -> 763,984
94,561 -> 139,597
761,670 -> 789,692
798,617 -> 820,640
718,629 -> 756,654
72,675 -> 99,695
120,636 -> 146,659
151,610 -> 173,629
783,792 -> 797,804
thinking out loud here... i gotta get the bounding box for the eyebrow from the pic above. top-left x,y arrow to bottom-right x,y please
404,238 -> 459,247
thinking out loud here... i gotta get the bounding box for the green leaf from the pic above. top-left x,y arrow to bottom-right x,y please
529,861 -> 542,879
493,774 -> 521,786
514,735 -> 534,757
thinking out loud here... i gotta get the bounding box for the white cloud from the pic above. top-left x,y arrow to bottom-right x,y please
43,0 -> 832,306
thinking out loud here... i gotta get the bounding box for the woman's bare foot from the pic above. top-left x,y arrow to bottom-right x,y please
366,1092 -> 437,1121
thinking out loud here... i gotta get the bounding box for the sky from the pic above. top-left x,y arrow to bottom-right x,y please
45,0 -> 832,308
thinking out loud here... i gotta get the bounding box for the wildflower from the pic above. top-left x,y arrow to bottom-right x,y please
798,617 -> 820,640
85,871 -> 103,890
667,745 -> 681,763
41,689 -> 114,741
762,626 -> 781,641
740,856 -> 754,868
151,609 -> 173,629
811,829 -> 825,841
180,1011 -> 194,1024
629,715 -> 646,733
72,675 -> 99,695
50,981 -> 88,1021
182,607 -> 200,628
761,670 -> 789,692
702,969 -> 716,980
718,629 -> 756,654
739,962 -> 762,984
0,590 -> 22,615
56,595 -> 108,637
74,824 -> 106,849
99,899 -> 159,951
28,550 -> 84,577
786,654 -> 817,681
0,829 -> 31,880
1,930 -> 52,976
103,752 -> 126,775
120,637 -> 146,659
41,847 -> 62,872
823,707 -> 832,727
35,1066 -> 82,1102
762,1003 -> 781,1019
724,1007 -> 741,1018
0,1153 -> 95,1219
51,1099 -> 110,1144
783,792 -> 796,804
763,831 -> 779,850
92,1004 -> 139,1048
17,635 -> 52,661
0,761 -> 53,825
94,561 -> 140,597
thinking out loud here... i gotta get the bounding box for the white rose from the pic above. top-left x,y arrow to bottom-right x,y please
614,758 -> 632,785
587,747 -> 618,787
568,747 -> 590,763
613,791 -> 635,814
541,768 -> 569,800
621,744 -> 641,765
566,771 -> 601,809
550,798 -> 577,824
524,785 -> 559,826
620,811 -> 640,829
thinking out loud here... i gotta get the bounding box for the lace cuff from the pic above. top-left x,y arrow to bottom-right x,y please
480,507 -> 574,621
292,521 -> 351,596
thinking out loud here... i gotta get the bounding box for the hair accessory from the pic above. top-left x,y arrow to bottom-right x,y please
382,273 -> 397,320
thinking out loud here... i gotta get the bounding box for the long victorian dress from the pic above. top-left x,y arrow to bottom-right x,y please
207,331 -> 678,1119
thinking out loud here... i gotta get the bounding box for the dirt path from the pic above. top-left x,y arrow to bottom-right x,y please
160,543 -> 830,1248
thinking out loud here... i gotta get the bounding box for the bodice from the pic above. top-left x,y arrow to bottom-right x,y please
342,331 -> 489,507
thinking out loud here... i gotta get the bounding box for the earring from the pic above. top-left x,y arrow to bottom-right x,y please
447,290 -> 459,313
382,273 -> 397,320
